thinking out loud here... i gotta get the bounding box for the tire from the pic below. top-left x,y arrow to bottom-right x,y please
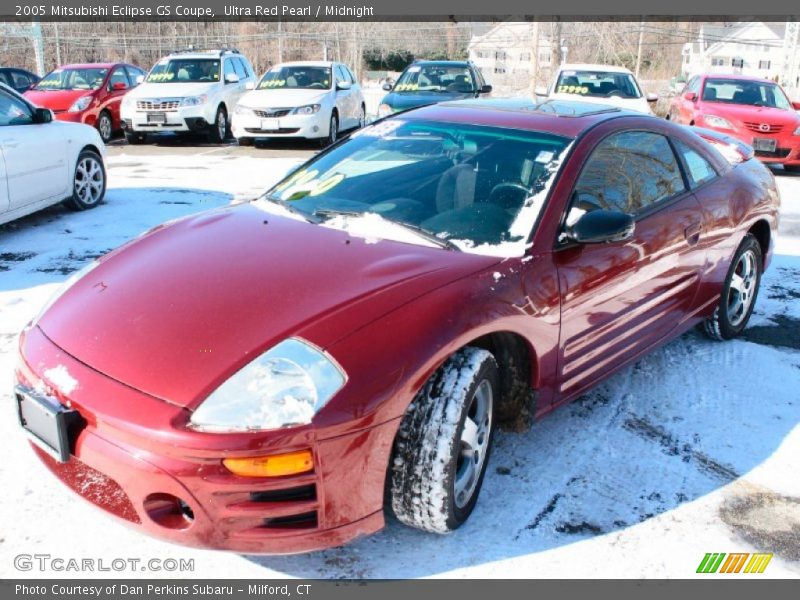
702,233 -> 762,341
237,137 -> 254,147
320,111 -> 338,147
96,111 -> 113,143
357,104 -> 366,129
390,347 -> 498,533
66,149 -> 106,211
125,131 -> 147,145
208,106 -> 228,143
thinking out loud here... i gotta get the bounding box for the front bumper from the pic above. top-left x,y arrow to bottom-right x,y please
231,110 -> 328,140
699,120 -> 800,165
16,326 -> 395,554
121,105 -> 213,134
54,110 -> 96,127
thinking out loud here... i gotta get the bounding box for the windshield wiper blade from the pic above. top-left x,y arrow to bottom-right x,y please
314,209 -> 460,251
260,195 -> 319,223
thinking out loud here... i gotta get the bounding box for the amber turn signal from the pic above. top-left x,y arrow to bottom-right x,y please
223,450 -> 314,478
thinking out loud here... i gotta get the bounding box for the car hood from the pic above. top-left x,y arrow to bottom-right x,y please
547,93 -> 652,114
239,88 -> 330,108
24,88 -> 91,112
126,81 -> 215,99
383,90 -> 474,111
37,204 -> 498,408
698,102 -> 800,126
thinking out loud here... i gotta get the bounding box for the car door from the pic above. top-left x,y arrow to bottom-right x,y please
0,145 -> 9,216
334,65 -> 355,127
104,66 -> 131,127
0,87 -> 70,210
222,58 -> 246,108
677,76 -> 701,123
554,128 -> 704,400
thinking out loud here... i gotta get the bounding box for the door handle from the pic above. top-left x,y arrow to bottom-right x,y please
684,222 -> 702,246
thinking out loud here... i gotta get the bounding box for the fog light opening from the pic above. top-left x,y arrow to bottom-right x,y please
143,493 -> 195,530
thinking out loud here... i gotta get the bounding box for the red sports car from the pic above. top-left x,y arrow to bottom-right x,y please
16,99 -> 779,554
667,73 -> 800,171
24,62 -> 147,143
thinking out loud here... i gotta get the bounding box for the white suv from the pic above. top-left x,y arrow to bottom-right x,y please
121,49 -> 256,143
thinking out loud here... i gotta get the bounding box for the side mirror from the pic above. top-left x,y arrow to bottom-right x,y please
381,81 -> 393,92
479,84 -> 492,94
336,81 -> 352,91
684,91 -> 697,101
566,210 -> 635,244
135,74 -> 144,84
33,107 -> 53,124
646,92 -> 658,103
792,101 -> 800,110
112,81 -> 128,91
225,73 -> 240,84
534,85 -> 548,97
245,80 -> 256,90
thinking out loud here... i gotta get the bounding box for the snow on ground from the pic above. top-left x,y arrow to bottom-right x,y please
1,150 -> 799,578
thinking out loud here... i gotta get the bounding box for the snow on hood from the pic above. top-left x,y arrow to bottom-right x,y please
37,204 -> 497,407
238,88 -> 330,108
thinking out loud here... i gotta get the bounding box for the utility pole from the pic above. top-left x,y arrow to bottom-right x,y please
528,20 -> 540,96
277,20 -> 283,63
31,21 -> 45,76
54,23 -> 61,66
634,19 -> 644,78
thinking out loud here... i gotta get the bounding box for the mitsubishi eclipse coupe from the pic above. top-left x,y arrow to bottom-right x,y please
16,99 -> 779,554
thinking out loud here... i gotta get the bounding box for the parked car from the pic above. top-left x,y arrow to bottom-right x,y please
536,63 -> 657,114
0,83 -> 106,226
120,48 -> 256,144
667,73 -> 800,172
232,61 -> 365,146
24,62 -> 147,143
0,67 -> 39,94
377,60 -> 491,117
16,98 -> 778,554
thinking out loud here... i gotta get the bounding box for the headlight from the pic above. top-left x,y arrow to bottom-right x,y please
703,114 -> 734,130
234,104 -> 251,115
794,125 -> 800,135
378,103 -> 393,118
181,94 -> 208,107
68,96 -> 92,113
189,338 -> 346,432
32,261 -> 101,326
292,104 -> 321,115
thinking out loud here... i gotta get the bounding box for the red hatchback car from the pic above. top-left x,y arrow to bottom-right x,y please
16,99 -> 779,554
667,73 -> 800,171
24,62 -> 147,143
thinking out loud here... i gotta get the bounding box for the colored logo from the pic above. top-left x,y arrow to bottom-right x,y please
696,552 -> 772,574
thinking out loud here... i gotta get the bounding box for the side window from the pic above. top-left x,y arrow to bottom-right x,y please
108,67 -> 130,91
570,131 -> 686,221
126,66 -> 145,85
224,59 -> 237,80
232,58 -> 247,79
344,66 -> 357,84
0,90 -> 33,126
334,65 -> 347,84
0,72 -> 10,87
686,76 -> 701,94
242,59 -> 255,79
673,139 -> 718,188
12,70 -> 32,89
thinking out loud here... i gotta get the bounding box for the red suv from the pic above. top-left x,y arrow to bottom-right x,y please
24,62 -> 147,143
668,73 -> 800,172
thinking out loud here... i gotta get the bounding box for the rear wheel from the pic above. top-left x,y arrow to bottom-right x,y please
389,347 -> 498,533
66,150 -> 106,211
96,111 -> 113,143
702,233 -> 762,340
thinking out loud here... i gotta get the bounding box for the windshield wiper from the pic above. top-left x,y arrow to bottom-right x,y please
259,194 -> 319,223
313,208 -> 460,251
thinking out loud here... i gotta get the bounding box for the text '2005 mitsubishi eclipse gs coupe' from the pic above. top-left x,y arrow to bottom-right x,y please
16,99 -> 779,554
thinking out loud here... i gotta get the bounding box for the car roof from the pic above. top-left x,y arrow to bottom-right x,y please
57,63 -> 119,69
699,72 -> 779,84
409,60 -> 470,68
404,98 -> 647,138
558,63 -> 635,75
271,61 -> 337,68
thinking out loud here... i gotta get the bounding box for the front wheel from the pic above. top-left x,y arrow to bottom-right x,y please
702,233 -> 762,340
66,150 -> 106,211
320,112 -> 338,147
208,106 -> 228,143
96,111 -> 113,143
390,347 -> 498,533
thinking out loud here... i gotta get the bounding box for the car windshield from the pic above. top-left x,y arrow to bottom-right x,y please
146,59 -> 220,83
35,68 -> 108,91
258,66 -> 332,90
393,65 -> 476,94
259,118 -> 571,257
555,70 -> 642,99
701,78 -> 792,109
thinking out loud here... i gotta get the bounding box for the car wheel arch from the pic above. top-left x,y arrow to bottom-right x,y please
748,219 -> 771,268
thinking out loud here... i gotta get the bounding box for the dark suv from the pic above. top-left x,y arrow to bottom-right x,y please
378,60 -> 491,117
0,67 -> 39,93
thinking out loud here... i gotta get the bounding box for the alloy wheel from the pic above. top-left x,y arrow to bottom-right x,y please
454,379 -> 493,509
74,156 -> 104,205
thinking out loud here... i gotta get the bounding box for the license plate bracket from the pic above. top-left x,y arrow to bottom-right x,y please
16,386 -> 80,463
147,112 -> 167,124
753,137 -> 777,152
260,118 -> 280,131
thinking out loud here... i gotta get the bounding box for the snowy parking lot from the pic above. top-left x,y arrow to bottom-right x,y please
1,141 -> 799,578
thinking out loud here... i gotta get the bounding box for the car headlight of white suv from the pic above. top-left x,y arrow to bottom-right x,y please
188,338 -> 346,432
181,94 -> 208,107
292,104 -> 321,115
